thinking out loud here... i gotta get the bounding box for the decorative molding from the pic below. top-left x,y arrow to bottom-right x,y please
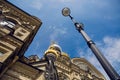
0,1 -> 38,30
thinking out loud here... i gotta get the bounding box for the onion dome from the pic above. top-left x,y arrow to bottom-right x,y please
49,43 -> 62,53
44,43 -> 62,59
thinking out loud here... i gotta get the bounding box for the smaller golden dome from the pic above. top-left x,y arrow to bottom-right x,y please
49,44 -> 62,53
61,52 -> 69,58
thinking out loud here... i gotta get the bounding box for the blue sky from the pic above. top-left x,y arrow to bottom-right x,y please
9,0 -> 120,79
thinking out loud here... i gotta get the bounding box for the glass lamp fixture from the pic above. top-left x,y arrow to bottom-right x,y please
62,7 -> 71,17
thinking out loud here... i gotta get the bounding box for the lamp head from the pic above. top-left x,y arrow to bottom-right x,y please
62,7 -> 71,17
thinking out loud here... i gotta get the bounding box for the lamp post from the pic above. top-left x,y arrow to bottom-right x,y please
62,7 -> 120,80
44,53 -> 59,80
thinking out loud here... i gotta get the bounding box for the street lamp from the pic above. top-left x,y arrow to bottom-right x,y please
62,7 -> 120,80
44,53 -> 59,80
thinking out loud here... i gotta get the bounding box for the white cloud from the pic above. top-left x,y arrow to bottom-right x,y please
49,25 -> 67,41
78,36 -> 120,80
100,36 -> 120,76
30,0 -> 43,10
102,37 -> 120,62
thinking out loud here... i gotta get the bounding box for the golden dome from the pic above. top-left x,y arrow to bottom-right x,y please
49,44 -> 62,53
44,43 -> 62,59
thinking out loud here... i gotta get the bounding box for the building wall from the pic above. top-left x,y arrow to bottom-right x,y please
56,57 -> 105,80
0,0 -> 42,77
30,55 -> 106,80
30,43 -> 106,80
0,61 -> 44,80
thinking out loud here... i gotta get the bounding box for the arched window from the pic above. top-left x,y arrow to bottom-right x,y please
0,20 -> 15,28
0,16 -> 16,28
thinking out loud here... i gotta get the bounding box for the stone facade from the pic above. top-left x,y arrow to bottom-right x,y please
0,0 -> 42,78
1,61 -> 44,80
